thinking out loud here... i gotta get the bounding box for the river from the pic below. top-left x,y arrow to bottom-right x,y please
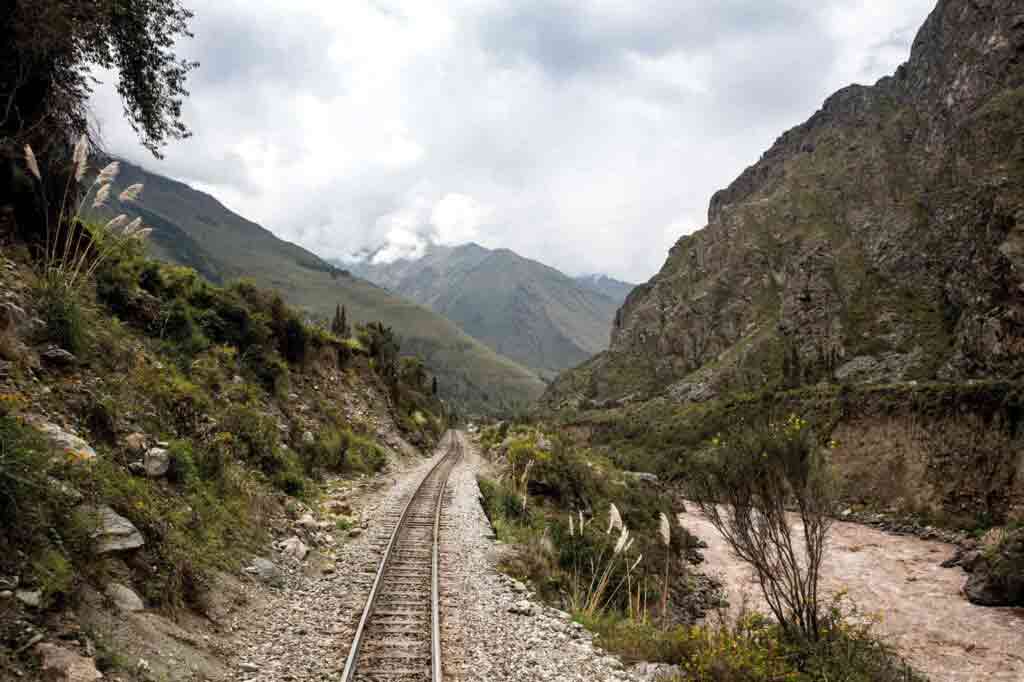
678,509 -> 1024,681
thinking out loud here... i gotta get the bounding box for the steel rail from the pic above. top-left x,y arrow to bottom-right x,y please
341,430 -> 460,682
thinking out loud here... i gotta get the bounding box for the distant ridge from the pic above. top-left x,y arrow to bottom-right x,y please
346,244 -> 634,380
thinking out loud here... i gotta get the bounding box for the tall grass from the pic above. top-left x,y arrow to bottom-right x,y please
24,138 -> 151,352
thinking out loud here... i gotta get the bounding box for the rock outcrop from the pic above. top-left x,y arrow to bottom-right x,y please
546,0 -> 1024,408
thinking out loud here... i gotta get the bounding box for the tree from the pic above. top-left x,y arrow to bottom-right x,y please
688,413 -> 834,642
1,1 -> 198,157
331,303 -> 349,338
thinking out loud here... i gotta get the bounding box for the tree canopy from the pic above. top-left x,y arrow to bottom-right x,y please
1,0 -> 198,157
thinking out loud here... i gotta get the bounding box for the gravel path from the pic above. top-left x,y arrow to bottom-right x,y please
441,433 -> 641,682
680,508 -> 1024,682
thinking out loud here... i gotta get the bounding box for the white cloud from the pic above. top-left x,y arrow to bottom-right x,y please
431,193 -> 490,245
90,0 -> 936,282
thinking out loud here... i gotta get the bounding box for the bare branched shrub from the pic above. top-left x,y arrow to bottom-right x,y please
689,415 -> 835,642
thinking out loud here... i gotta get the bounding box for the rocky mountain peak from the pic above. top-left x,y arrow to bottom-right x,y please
547,0 -> 1024,408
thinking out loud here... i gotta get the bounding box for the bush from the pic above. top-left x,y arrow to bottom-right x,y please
37,274 -> 86,354
302,428 -> 388,477
689,415 -> 834,642
583,600 -> 922,682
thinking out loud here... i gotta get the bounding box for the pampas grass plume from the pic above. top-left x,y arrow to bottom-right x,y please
73,134 -> 89,181
97,161 -> 120,183
119,183 -> 143,202
24,145 -> 41,181
93,183 -> 111,208
659,512 -> 671,547
105,214 -> 129,232
607,503 -> 622,534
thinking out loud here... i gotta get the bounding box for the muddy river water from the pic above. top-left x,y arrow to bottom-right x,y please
679,510 -> 1024,681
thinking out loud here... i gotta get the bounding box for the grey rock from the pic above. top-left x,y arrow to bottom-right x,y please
40,344 -> 77,367
105,582 -> 144,612
302,430 -> 315,445
244,557 -> 284,588
15,589 -> 41,608
35,642 -> 103,682
80,505 -> 145,553
348,528 -> 363,538
124,432 -> 147,453
508,599 -> 535,616
0,301 -> 26,329
143,447 -> 170,477
27,417 -> 97,463
279,536 -> 309,561
623,471 -> 659,483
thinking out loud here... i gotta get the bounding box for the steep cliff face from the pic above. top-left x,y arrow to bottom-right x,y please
546,0 -> 1024,407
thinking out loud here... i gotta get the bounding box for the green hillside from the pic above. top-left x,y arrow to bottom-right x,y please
95,162 -> 545,414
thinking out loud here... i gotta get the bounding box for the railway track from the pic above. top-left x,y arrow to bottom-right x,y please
341,431 -> 462,682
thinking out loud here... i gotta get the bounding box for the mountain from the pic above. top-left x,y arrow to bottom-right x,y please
97,162 -> 545,414
573,274 -> 635,305
346,243 -> 624,380
546,0 -> 1024,407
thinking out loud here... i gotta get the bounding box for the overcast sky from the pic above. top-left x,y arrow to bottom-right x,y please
90,0 -> 935,283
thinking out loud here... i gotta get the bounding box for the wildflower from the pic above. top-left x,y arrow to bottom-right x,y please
24,145 -> 41,181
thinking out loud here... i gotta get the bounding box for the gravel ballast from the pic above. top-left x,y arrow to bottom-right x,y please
226,434 -> 644,681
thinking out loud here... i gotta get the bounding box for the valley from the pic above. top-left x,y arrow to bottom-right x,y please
2,0 -> 1023,680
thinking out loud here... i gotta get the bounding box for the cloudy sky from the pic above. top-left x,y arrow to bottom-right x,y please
90,0 -> 935,283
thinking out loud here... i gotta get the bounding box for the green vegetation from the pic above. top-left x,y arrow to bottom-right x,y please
582,601 -> 923,682
0,176 -> 448,621
476,420 -> 923,681
551,381 -> 1024,529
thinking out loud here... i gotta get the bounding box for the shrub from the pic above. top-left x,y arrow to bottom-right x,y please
689,414 -> 835,643
302,428 -> 388,477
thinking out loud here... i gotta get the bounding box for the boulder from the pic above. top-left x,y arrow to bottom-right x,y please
143,447 -> 170,477
124,433 -> 147,454
105,583 -> 144,612
244,557 -> 284,587
35,642 -> 102,682
40,345 -> 77,367
279,536 -> 309,561
508,599 -> 535,616
28,418 -> 97,463
296,513 -> 319,530
963,531 -> 1024,607
80,505 -> 145,553
16,589 -> 41,608
0,301 -> 26,333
